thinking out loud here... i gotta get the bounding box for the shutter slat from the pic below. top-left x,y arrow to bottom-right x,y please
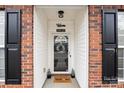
5,10 -> 21,84
102,10 -> 118,84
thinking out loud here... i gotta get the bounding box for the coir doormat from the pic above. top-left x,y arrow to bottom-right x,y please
53,74 -> 72,83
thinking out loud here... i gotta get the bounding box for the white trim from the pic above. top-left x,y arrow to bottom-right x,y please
0,79 -> 5,82
118,68 -> 124,70
0,45 -> 4,48
118,79 -> 124,83
52,72 -> 71,74
0,68 -> 5,69
0,10 -> 5,82
36,5 -> 84,9
118,57 -> 124,59
118,35 -> 124,36
118,11 -> 124,83
118,46 -> 124,48
86,6 -> 89,88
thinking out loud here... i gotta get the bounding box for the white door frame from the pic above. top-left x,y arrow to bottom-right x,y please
50,32 -> 72,74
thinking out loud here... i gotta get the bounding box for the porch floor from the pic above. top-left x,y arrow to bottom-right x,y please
43,76 -> 80,88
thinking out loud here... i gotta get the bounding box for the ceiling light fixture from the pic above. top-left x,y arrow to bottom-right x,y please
58,10 -> 64,18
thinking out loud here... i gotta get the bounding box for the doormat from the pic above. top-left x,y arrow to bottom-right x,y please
53,74 -> 72,83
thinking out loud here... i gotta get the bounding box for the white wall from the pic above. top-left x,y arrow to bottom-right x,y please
74,6 -> 88,88
34,7 -> 48,88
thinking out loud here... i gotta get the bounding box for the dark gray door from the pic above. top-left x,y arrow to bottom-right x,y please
54,35 -> 68,72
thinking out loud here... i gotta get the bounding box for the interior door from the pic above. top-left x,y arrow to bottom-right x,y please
54,35 -> 69,72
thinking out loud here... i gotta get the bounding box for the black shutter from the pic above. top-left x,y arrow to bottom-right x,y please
5,10 -> 21,84
102,10 -> 118,84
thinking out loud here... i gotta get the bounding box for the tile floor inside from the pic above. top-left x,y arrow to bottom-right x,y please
43,76 -> 80,88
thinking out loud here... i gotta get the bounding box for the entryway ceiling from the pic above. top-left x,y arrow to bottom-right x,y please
36,5 -> 84,20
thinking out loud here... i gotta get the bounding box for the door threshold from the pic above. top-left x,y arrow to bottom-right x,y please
52,72 -> 71,75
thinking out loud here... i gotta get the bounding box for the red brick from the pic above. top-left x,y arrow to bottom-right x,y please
0,5 -> 33,88
89,5 -> 124,88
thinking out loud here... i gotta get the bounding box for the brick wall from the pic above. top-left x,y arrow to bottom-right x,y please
1,5 -> 124,88
0,5 -> 33,88
89,5 -> 124,88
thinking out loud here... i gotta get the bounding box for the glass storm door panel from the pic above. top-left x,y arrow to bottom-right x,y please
54,35 -> 68,72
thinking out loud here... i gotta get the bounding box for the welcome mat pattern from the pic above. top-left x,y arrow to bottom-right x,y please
53,74 -> 72,83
